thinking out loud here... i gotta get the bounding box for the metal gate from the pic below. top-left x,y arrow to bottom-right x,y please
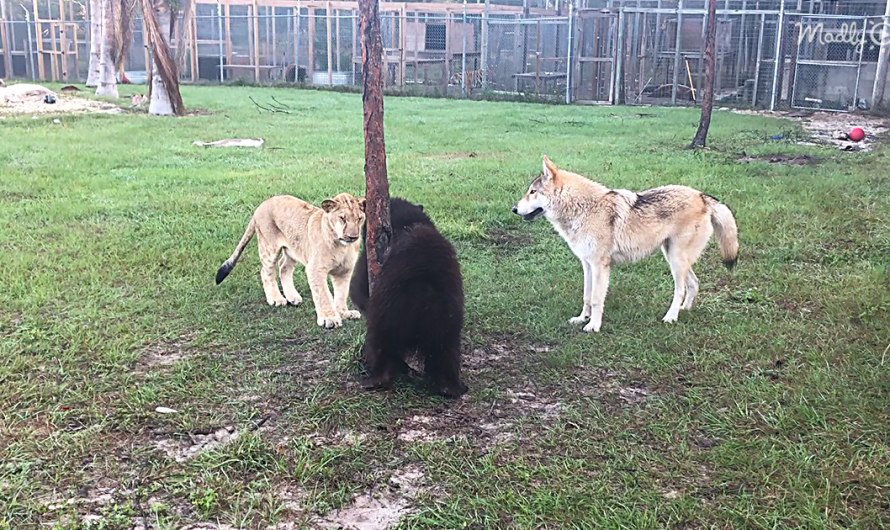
791,15 -> 872,111
575,9 -> 617,104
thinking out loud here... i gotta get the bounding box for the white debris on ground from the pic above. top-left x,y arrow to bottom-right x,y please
0,83 -> 121,115
193,138 -> 265,148
730,108 -> 887,152
317,466 -> 426,530
155,426 -> 240,462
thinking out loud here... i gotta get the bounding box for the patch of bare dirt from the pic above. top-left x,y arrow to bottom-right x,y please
731,108 -> 887,151
484,228 -> 532,248
576,368 -> 658,408
315,466 -> 426,530
155,426 -> 239,462
0,84 -> 121,116
775,298 -> 817,316
136,336 -> 194,370
739,154 -> 816,166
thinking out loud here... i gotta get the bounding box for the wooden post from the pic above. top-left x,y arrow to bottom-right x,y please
271,6 -> 277,68
293,5 -> 299,74
351,7 -> 356,83
252,0 -> 260,81
0,0 -> 11,80
335,8 -> 340,71
399,6 -> 405,87
412,12 -> 418,85
308,6 -> 314,81
264,5 -> 270,61
191,10 -> 199,81
443,10 -> 451,91
33,0 -> 45,80
48,0 -> 58,81
359,0 -> 391,291
225,3 -> 232,67
326,1 -> 332,84
70,0 -> 80,79
58,0 -> 67,80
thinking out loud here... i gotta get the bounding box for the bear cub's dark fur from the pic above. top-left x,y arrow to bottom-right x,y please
349,198 -> 467,398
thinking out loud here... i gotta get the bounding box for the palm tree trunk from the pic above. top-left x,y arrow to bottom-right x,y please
142,0 -> 184,116
86,0 -> 101,86
689,0 -> 717,149
96,0 -> 119,97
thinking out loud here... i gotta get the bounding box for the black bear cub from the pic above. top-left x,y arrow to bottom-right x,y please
349,198 -> 468,398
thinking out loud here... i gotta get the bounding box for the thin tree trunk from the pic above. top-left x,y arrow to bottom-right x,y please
359,0 -> 391,292
96,0 -> 119,97
86,0 -> 101,86
689,0 -> 716,149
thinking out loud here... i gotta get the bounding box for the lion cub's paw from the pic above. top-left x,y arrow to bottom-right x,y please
317,314 -> 343,329
340,309 -> 361,320
267,297 -> 288,307
286,294 -> 302,306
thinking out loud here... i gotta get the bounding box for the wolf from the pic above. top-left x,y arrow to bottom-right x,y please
512,155 -> 739,332
351,198 -> 467,398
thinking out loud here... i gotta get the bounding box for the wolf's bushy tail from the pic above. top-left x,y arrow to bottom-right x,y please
216,218 -> 255,284
710,202 -> 739,270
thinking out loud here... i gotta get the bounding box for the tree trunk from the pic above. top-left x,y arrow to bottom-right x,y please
86,0 -> 101,86
359,0 -> 391,292
95,0 -> 119,97
141,0 -> 185,116
689,0 -> 717,149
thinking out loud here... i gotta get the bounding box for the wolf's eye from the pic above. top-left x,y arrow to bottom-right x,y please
530,189 -> 537,195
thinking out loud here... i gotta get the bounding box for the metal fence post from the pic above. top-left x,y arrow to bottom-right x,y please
671,0 -> 683,105
853,15 -> 868,108
481,0 -> 489,89
461,0 -> 467,97
770,0 -> 784,111
565,0 -> 574,104
23,5 -> 35,81
217,0 -> 225,82
296,1 -> 301,81
752,13 -> 765,106
615,8 -> 624,104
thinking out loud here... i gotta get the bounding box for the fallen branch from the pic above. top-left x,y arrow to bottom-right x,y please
249,95 -> 291,114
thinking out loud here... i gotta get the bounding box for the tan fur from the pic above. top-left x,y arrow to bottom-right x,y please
513,155 -> 739,332
216,193 -> 366,329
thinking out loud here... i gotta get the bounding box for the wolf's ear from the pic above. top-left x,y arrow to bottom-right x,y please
358,197 -> 366,212
321,199 -> 337,213
542,155 -> 558,180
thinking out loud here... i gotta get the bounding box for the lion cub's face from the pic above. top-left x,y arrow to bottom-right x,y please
322,193 -> 366,245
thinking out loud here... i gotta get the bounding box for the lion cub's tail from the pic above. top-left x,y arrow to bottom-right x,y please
216,218 -> 256,284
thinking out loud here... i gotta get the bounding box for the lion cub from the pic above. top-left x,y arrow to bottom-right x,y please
216,193 -> 366,329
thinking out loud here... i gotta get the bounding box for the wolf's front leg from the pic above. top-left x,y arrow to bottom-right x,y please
332,272 -> 360,320
305,263 -> 341,329
569,259 -> 594,325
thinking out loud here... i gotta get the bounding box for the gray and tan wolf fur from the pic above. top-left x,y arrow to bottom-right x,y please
216,193 -> 366,329
513,155 -> 739,332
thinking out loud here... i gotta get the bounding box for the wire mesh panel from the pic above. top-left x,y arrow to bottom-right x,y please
576,10 -> 616,103
791,14 -> 873,111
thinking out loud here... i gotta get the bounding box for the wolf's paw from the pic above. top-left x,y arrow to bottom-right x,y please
662,314 -> 679,324
341,309 -> 361,320
317,314 -> 343,329
582,321 -> 601,333
569,315 -> 590,325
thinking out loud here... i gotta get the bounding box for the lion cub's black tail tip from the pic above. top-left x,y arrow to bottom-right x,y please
216,261 -> 234,285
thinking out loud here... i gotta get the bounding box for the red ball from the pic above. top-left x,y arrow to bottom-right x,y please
849,127 -> 865,142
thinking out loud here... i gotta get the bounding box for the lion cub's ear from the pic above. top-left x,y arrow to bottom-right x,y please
358,197 -> 367,212
321,199 -> 337,213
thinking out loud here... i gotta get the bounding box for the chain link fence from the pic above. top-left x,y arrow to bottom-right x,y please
3,0 -> 890,111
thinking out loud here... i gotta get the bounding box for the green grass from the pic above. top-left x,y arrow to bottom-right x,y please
1,85 -> 888,529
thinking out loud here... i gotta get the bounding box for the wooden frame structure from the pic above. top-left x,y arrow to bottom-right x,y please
191,0 -> 555,86
1,0 -> 82,81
